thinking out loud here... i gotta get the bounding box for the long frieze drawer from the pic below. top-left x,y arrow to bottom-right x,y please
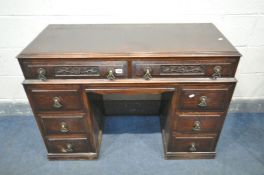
168,135 -> 216,152
132,59 -> 238,79
173,112 -> 224,133
21,60 -> 128,80
178,84 -> 235,111
47,137 -> 91,153
25,85 -> 83,112
39,114 -> 87,135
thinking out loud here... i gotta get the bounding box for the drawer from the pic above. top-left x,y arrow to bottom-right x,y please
173,113 -> 223,133
132,59 -> 238,79
40,114 -> 87,135
169,135 -> 216,152
47,137 -> 91,153
26,85 -> 83,112
178,84 -> 234,111
21,60 -> 128,80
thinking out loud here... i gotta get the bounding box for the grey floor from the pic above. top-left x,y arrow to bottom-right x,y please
0,113 -> 263,175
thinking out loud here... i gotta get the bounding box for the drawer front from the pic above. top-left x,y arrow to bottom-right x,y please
132,59 -> 237,78
40,114 -> 87,135
169,136 -> 216,152
47,137 -> 91,153
21,60 -> 128,79
178,85 -> 234,111
26,85 -> 83,112
174,113 -> 223,133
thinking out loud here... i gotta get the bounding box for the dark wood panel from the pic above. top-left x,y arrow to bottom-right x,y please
104,100 -> 161,115
47,137 -> 91,153
40,114 -> 87,135
26,85 -> 83,112
178,84 -> 234,111
21,60 -> 128,79
173,112 -> 224,133
132,59 -> 238,78
168,135 -> 216,152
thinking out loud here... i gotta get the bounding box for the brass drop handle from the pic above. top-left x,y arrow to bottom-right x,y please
189,143 -> 197,152
61,143 -> 74,153
60,122 -> 69,133
212,66 -> 222,79
37,68 -> 47,81
52,97 -> 63,109
192,121 -> 201,131
107,69 -> 115,80
198,96 -> 207,107
143,67 -> 152,80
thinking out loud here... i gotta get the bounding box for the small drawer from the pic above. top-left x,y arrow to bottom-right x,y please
174,113 -> 223,133
47,137 -> 91,153
169,135 -> 216,152
26,85 -> 83,112
40,114 -> 87,135
132,59 -> 238,79
21,60 -> 128,80
178,84 -> 234,111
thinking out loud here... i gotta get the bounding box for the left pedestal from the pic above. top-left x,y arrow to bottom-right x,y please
24,84 -> 103,160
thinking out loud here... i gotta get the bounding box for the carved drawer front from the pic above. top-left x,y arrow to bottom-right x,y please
169,135 -> 216,152
178,84 -> 234,111
132,59 -> 237,79
40,114 -> 87,135
26,85 -> 83,112
21,60 -> 128,80
47,137 -> 91,153
173,113 -> 223,133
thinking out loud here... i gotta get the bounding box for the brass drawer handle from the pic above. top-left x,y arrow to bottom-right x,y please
37,68 -> 47,81
189,143 -> 197,152
198,96 -> 207,107
107,69 -> 115,80
52,97 -> 63,109
143,67 -> 152,80
212,66 -> 222,79
60,122 -> 69,133
192,121 -> 201,131
61,143 -> 74,153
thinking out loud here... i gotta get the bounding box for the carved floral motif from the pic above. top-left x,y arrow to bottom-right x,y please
55,66 -> 100,76
160,65 -> 205,74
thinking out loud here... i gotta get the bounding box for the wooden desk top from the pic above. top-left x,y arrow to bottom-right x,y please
17,23 -> 240,59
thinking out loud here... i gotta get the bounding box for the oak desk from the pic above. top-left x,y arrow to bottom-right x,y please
17,24 -> 240,160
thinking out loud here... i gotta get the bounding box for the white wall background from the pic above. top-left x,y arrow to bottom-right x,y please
0,0 -> 264,103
